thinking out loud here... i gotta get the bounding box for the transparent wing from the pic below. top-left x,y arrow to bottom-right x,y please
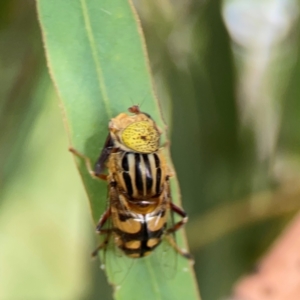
159,208 -> 179,280
100,234 -> 135,287
147,191 -> 179,280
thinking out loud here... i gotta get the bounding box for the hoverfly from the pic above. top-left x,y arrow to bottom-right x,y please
70,105 -> 192,261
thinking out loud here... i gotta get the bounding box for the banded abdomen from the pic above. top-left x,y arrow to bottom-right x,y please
108,150 -> 167,199
111,200 -> 168,258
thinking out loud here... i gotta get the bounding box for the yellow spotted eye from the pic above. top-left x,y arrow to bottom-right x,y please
121,121 -> 159,153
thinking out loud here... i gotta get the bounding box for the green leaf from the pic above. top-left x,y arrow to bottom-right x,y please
37,0 -> 201,299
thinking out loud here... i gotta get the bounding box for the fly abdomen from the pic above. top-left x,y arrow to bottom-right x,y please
115,227 -> 164,258
112,209 -> 166,258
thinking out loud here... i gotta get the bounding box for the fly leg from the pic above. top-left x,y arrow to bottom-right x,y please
92,209 -> 112,258
91,230 -> 112,258
164,235 -> 193,262
69,147 -> 107,181
165,202 -> 194,262
95,208 -> 111,233
166,202 -> 188,234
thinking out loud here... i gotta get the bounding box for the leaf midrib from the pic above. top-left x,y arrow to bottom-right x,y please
80,0 -> 112,119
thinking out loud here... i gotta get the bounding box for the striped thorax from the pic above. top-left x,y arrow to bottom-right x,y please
108,150 -> 167,201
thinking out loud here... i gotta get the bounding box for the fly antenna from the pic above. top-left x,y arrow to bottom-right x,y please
128,91 -> 147,114
129,96 -> 135,106
139,91 -> 148,108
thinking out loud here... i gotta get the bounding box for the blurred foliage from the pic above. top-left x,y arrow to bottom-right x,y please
0,0 -> 44,190
1,0 -> 300,300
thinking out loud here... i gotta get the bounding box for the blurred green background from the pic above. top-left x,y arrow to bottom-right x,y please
1,0 -> 300,299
